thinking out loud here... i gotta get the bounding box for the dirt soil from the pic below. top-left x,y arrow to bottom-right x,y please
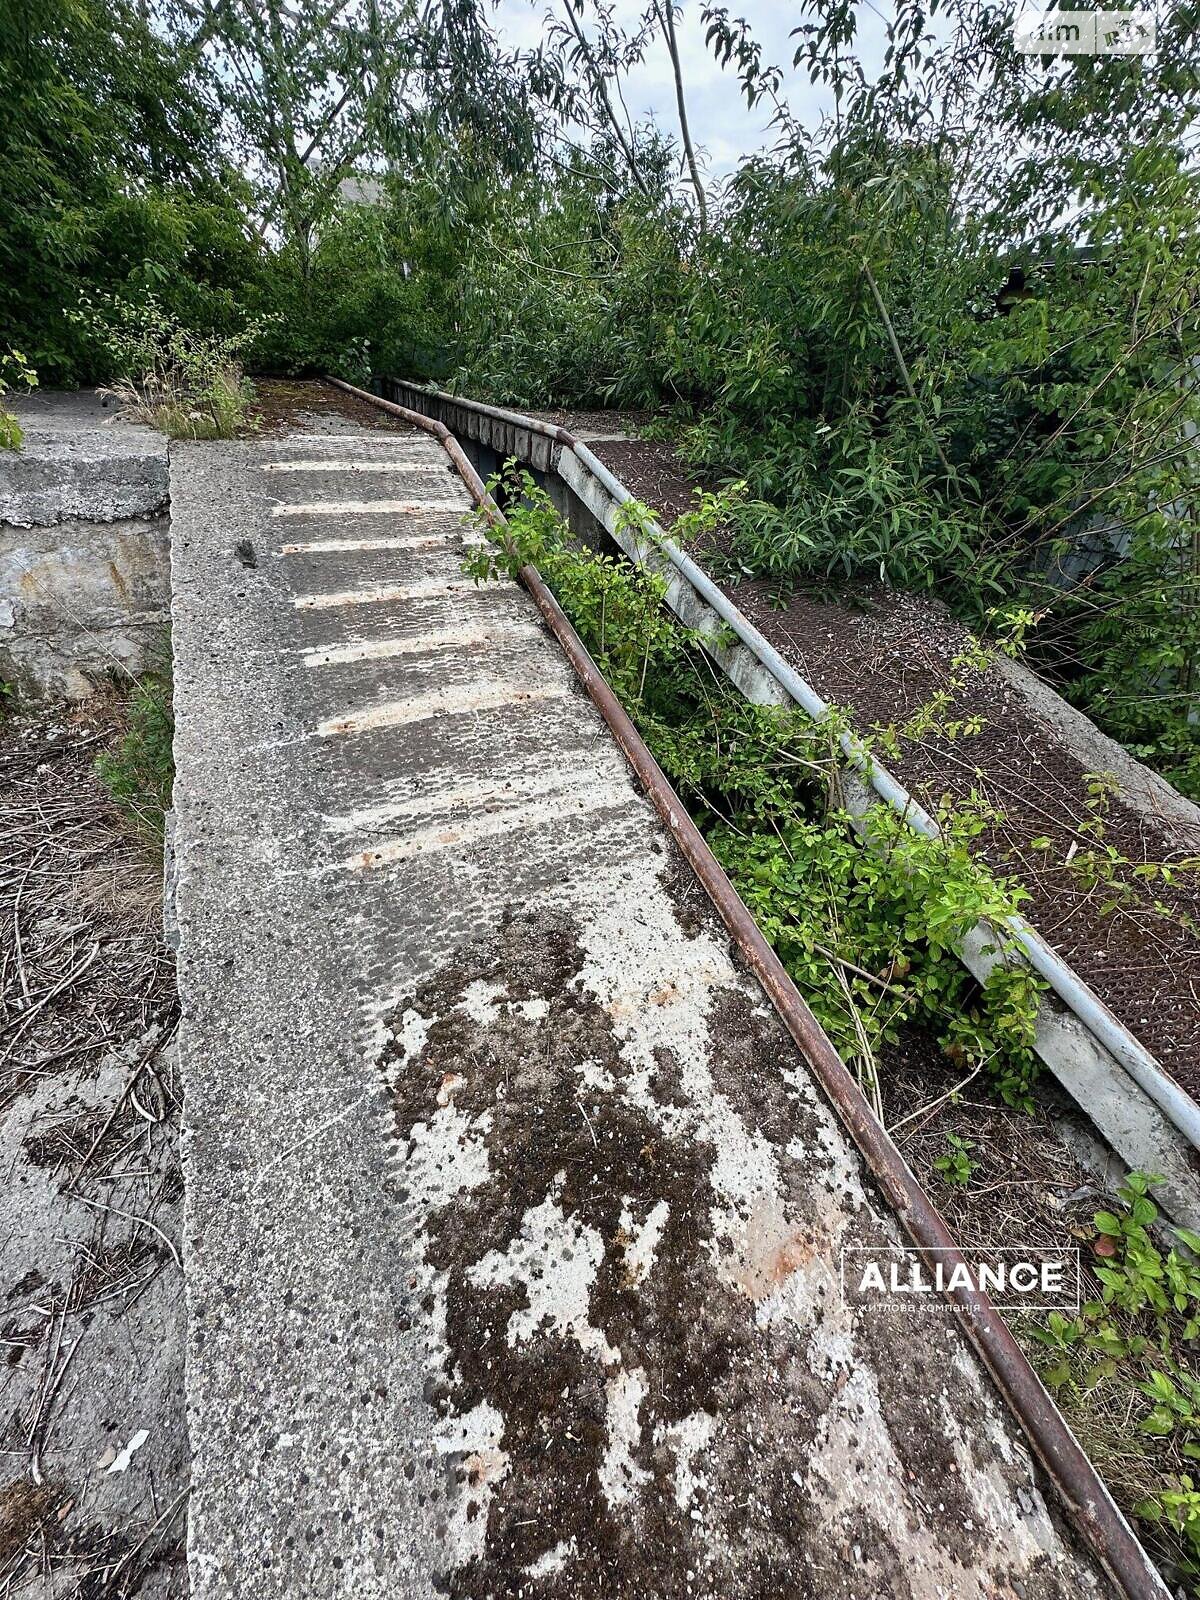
589,436 -> 1200,1097
0,700 -> 184,1598
525,407 -> 655,439
246,378 -> 424,437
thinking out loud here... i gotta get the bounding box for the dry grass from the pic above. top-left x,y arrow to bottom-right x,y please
0,704 -> 176,1116
0,699 -> 185,1598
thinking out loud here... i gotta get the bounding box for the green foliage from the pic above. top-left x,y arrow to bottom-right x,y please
466,472 -> 1044,1112
0,348 -> 36,450
714,805 -> 1041,1111
0,0 -> 258,383
95,668 -> 175,844
1024,1173 -> 1200,1574
436,0 -> 1200,797
1140,1365 -> 1200,1449
1090,1173 -> 1200,1323
1139,1476 -> 1200,1570
78,296 -> 268,440
933,1133 -> 976,1189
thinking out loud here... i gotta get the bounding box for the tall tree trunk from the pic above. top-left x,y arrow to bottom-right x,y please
656,0 -> 706,235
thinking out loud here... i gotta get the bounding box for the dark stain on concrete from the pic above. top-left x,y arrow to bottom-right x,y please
379,904 -> 1101,1600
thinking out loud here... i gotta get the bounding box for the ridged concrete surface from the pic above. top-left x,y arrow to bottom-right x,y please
171,418 -> 1118,1599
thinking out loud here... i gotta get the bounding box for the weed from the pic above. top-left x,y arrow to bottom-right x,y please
74,296 -> 272,440
0,349 -> 37,451
1139,1478 -> 1200,1572
933,1133 -> 976,1188
1023,1173 -> 1200,1578
95,666 -> 174,845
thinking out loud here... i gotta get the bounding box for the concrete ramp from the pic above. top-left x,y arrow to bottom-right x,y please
171,418 -> 1117,1597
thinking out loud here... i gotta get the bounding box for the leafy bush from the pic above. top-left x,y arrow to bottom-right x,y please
0,0 -> 258,384
0,348 -> 36,450
79,296 -> 269,439
1026,1172 -> 1200,1577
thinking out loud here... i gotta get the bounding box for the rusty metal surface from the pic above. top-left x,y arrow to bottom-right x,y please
327,374 -> 1167,1600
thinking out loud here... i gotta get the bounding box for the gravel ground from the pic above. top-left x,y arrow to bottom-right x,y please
0,701 -> 184,1599
589,435 -> 1200,1096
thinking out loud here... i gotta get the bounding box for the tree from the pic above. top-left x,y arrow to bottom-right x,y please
0,0 -> 251,380
190,0 -> 426,269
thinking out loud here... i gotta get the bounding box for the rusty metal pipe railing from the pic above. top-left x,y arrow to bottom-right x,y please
323,375 -> 1166,1600
376,378 -> 1200,1160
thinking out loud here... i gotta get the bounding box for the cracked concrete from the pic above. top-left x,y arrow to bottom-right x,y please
0,391 -> 170,697
170,414 -> 1123,1597
0,391 -> 168,527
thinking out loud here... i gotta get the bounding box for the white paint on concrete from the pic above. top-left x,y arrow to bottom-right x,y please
301,621 -> 541,669
600,1366 -> 652,1508
318,681 -> 568,739
295,577 -> 478,609
658,1411 -> 715,1511
458,980 -> 510,1027
338,784 -> 635,869
265,432 -> 432,444
390,1007 -> 429,1072
327,756 -> 632,836
619,1199 -> 670,1286
280,535 -> 457,554
524,1539 -> 577,1578
433,1399 -> 509,1568
396,1101 -> 493,1212
271,499 -> 464,516
469,1187 -> 613,1356
264,461 -> 437,474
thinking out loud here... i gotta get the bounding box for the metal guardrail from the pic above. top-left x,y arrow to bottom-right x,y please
328,374 -> 1169,1600
375,377 -> 1200,1201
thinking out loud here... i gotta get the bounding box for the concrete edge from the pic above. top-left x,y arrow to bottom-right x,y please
385,379 -> 1200,1230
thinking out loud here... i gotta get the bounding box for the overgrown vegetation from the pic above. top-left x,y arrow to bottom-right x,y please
433,7 -> 1200,795
465,468 -> 1200,1586
3,0 -> 1196,793
0,348 -> 35,450
78,297 -> 267,440
95,666 -> 175,847
7,0 -> 1197,1565
466,468 -> 1044,1116
1026,1173 -> 1200,1575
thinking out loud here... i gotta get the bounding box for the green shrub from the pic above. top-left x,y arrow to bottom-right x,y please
78,295 -> 269,439
0,348 -> 36,450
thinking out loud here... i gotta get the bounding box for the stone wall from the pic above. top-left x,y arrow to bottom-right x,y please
0,390 -> 170,697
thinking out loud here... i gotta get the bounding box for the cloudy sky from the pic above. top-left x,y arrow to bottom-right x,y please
493,0 -> 896,173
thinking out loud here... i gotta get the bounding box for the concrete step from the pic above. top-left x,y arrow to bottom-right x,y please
171,417 -> 1120,1598
0,389 -> 171,696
